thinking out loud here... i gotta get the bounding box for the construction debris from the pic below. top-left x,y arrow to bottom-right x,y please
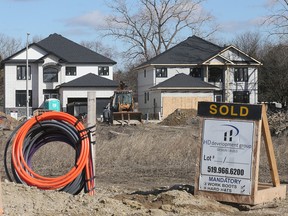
267,110 -> 288,136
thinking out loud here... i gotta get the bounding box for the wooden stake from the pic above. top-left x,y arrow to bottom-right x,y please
261,105 -> 280,187
87,92 -> 97,195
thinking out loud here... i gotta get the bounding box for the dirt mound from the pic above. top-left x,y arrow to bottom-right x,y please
0,112 -> 20,130
160,109 -> 199,126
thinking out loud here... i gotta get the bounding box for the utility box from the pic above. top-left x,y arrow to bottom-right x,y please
44,98 -> 60,111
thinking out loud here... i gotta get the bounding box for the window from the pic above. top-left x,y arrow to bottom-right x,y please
43,90 -> 58,100
43,94 -> 50,101
51,94 -> 58,99
233,91 -> 250,103
66,66 -> 76,76
98,66 -> 109,76
215,95 -> 222,102
208,68 -> 223,82
234,68 -> 248,82
43,66 -> 58,82
16,90 -> 32,107
17,65 -> 31,80
190,67 -> 202,78
156,68 -> 167,77
144,92 -> 149,104
144,69 -> 146,77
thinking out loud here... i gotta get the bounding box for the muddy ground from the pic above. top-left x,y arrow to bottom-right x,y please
0,110 -> 288,215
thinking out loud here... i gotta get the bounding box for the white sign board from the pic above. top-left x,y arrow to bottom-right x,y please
199,119 -> 254,195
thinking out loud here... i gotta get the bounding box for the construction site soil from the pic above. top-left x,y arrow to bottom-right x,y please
0,109 -> 288,215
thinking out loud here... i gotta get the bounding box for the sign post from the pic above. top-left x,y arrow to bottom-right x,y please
194,102 -> 286,205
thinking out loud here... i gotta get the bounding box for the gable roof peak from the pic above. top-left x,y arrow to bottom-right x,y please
58,73 -> 118,88
135,35 -> 222,69
36,33 -> 116,64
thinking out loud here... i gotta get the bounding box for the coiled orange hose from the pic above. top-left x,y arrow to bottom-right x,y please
10,111 -> 95,195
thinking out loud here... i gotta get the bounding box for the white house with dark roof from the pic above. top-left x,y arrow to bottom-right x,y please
57,73 -> 118,116
2,33 -> 117,117
134,35 -> 262,118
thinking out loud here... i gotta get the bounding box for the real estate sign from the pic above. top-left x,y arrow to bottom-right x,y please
194,101 -> 286,205
196,102 -> 262,196
199,119 -> 254,195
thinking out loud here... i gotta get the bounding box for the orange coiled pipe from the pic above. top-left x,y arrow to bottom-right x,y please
5,111 -> 95,195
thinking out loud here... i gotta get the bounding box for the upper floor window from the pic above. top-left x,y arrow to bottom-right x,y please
43,66 -> 58,82
144,69 -> 146,77
190,67 -> 202,78
16,90 -> 32,107
17,65 -> 31,80
66,66 -> 76,76
234,67 -> 248,82
99,66 -> 109,76
208,67 -> 223,82
156,68 -> 167,77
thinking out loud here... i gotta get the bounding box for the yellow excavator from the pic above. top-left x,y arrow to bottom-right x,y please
103,82 -> 142,125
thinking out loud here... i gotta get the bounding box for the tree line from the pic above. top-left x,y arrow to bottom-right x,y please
0,0 -> 287,107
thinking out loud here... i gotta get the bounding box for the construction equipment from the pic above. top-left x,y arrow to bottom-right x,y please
103,82 -> 142,125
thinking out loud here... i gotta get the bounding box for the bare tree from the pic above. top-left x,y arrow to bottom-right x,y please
113,65 -> 138,100
32,35 -> 43,43
258,43 -> 288,107
265,0 -> 288,39
80,40 -> 117,59
103,0 -> 216,64
231,31 -> 262,59
0,34 -> 22,60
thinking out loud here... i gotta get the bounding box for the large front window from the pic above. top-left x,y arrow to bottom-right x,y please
43,90 -> 59,101
16,90 -> 32,107
43,66 -> 58,82
17,65 -> 31,80
208,68 -> 223,82
156,68 -> 167,77
234,67 -> 248,82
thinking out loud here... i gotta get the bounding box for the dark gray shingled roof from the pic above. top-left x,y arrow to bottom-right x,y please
2,33 -> 116,65
36,33 -> 116,64
151,73 -> 218,89
136,35 -> 222,68
58,73 -> 118,88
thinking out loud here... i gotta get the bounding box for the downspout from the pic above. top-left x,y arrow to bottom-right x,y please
225,65 -> 229,102
203,65 -> 208,82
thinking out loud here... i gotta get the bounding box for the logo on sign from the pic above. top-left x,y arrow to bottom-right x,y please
221,124 -> 239,142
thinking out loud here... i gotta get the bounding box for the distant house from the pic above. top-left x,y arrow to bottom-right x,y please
134,35 -> 262,119
2,33 -> 118,118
